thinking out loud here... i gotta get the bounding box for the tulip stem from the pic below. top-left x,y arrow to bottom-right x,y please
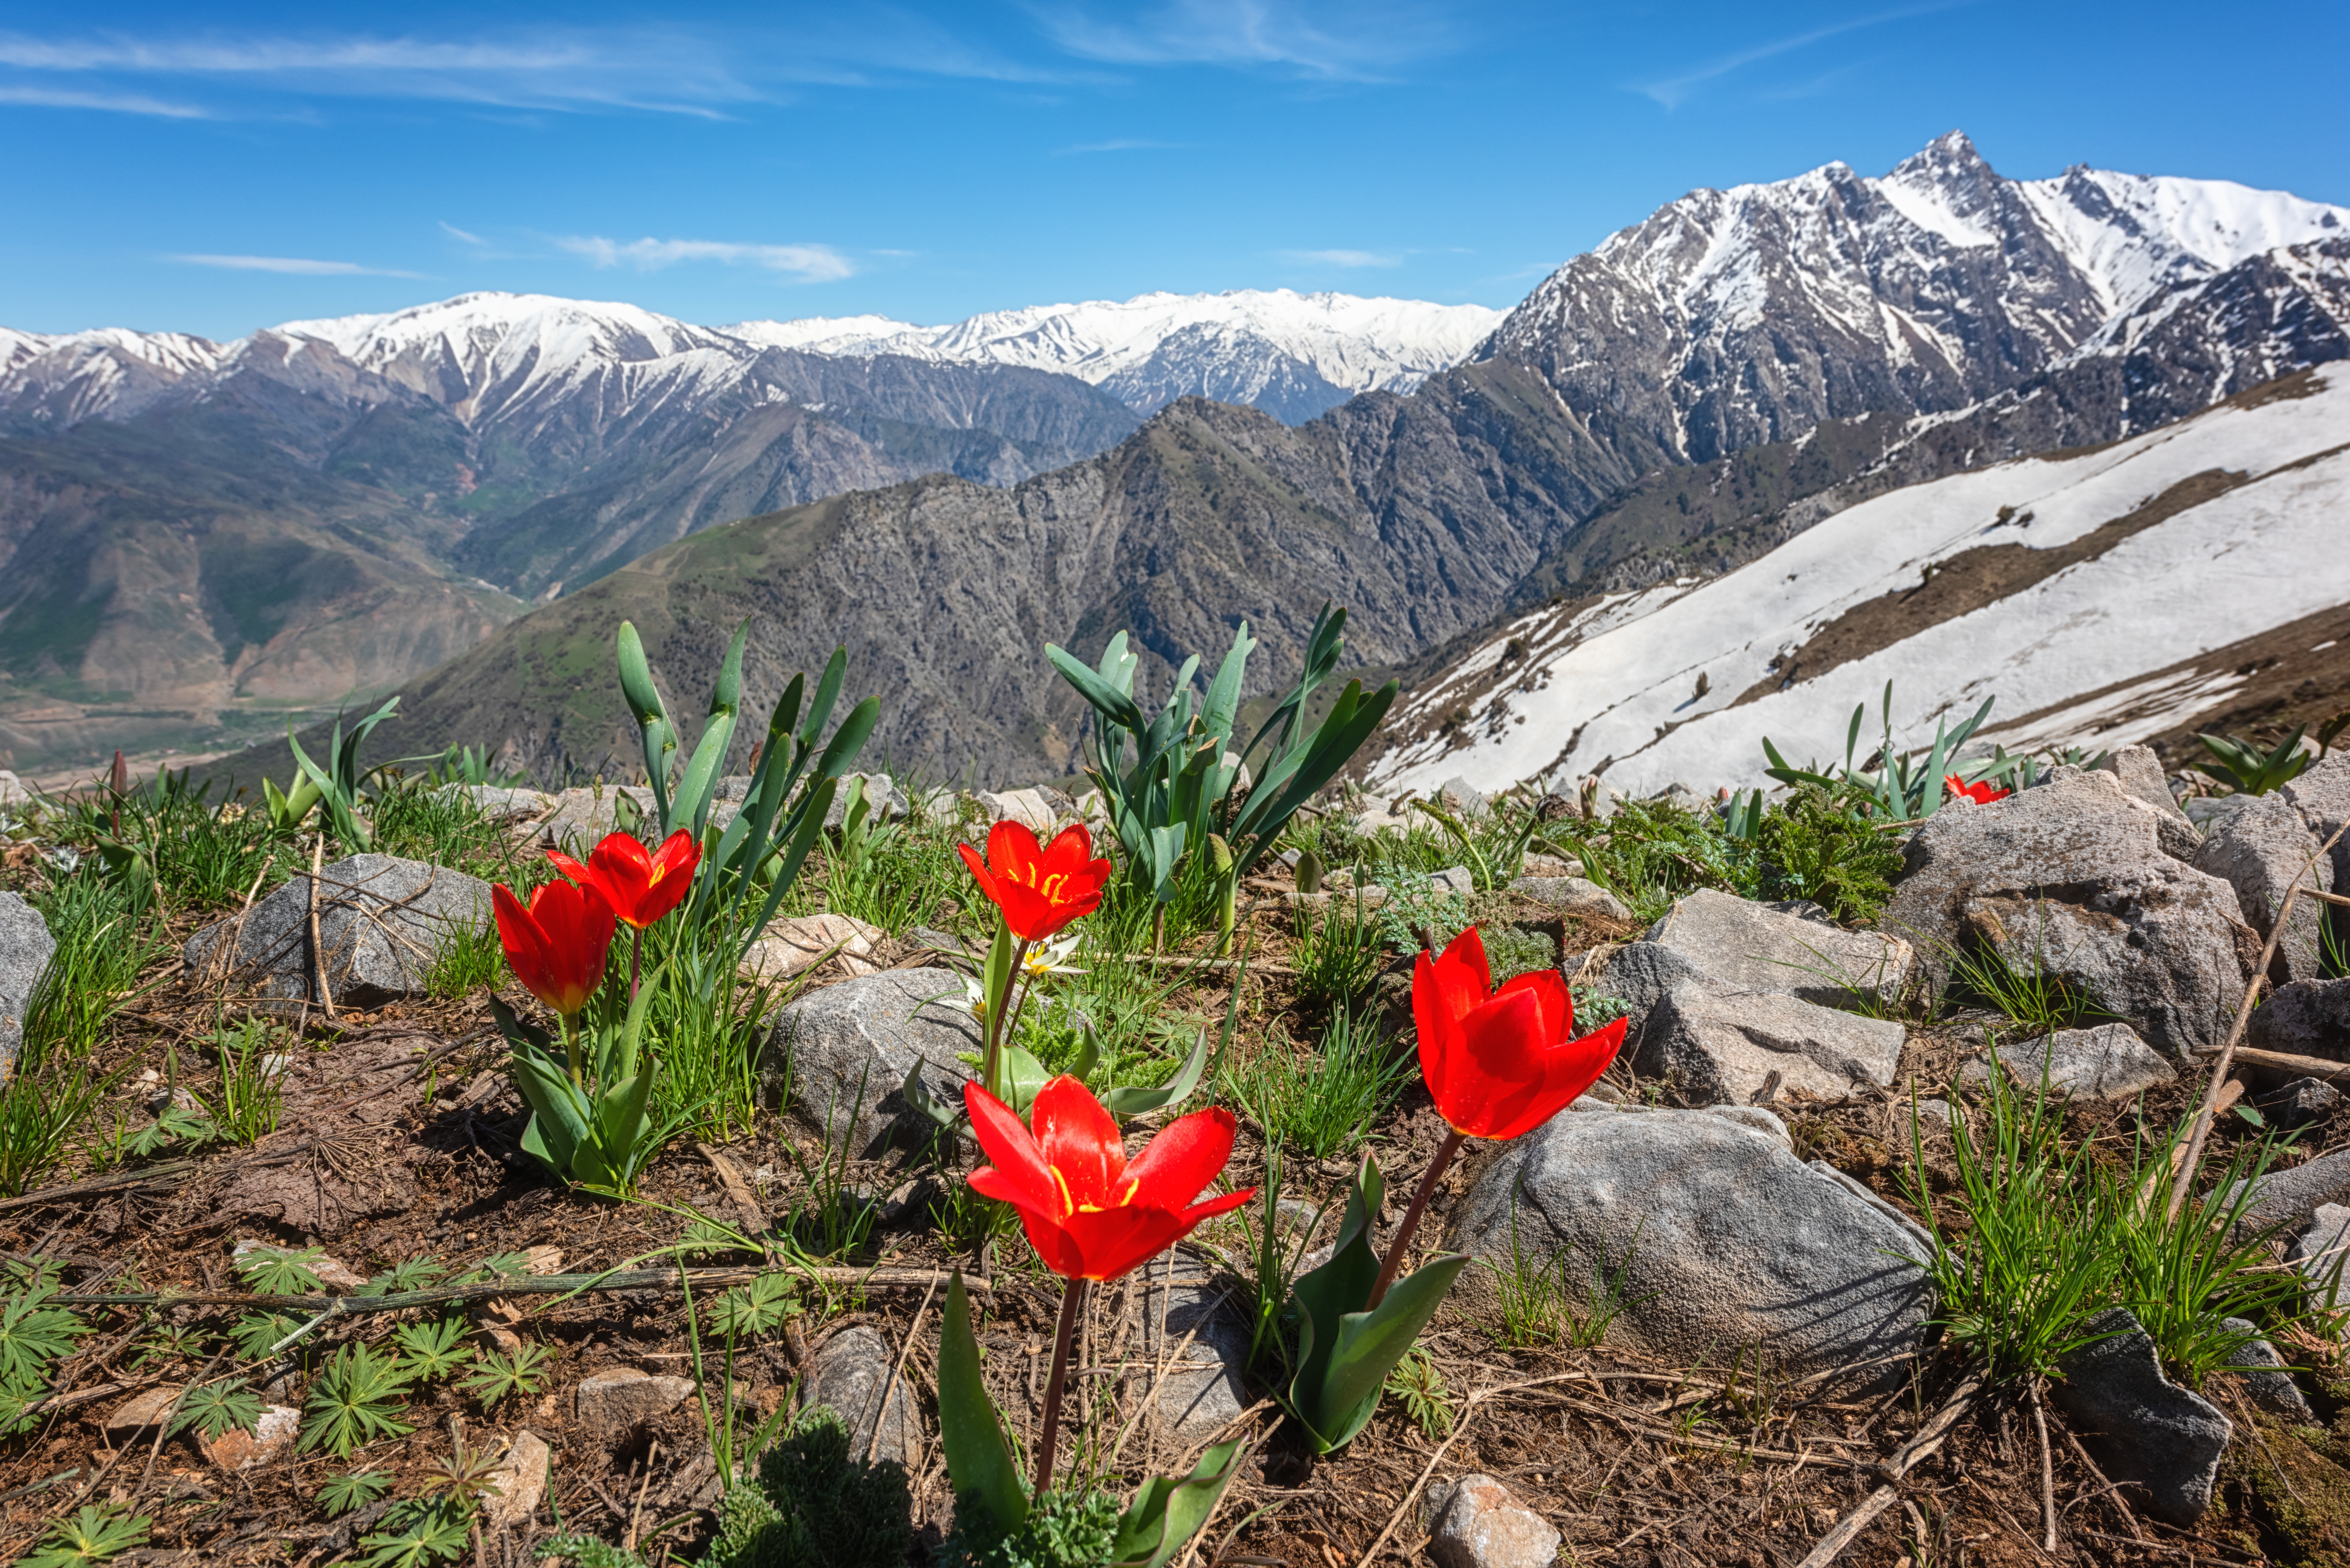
1034,1274 -> 1086,1499
1366,1127 -> 1467,1312
629,927 -> 642,1002
982,937 -> 1032,1100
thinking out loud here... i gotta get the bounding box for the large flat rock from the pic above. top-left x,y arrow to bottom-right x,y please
1638,890 -> 1913,1009
1634,981 -> 1904,1103
1448,1106 -> 1931,1386
182,854 -> 490,1009
1883,768 -> 2257,1055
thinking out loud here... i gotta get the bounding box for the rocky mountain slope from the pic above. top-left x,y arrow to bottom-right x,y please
728,290 -> 1504,424
1367,366 -> 2350,799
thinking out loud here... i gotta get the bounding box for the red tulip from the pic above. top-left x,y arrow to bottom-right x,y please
965,1076 -> 1255,1283
957,821 -> 1112,943
547,830 -> 701,930
493,879 -> 616,1020
1413,926 -> 1627,1142
1944,774 -> 2012,806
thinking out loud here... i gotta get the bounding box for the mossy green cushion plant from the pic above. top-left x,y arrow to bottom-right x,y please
705,1404 -> 912,1568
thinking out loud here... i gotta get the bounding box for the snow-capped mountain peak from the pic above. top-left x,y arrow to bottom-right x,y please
727,288 -> 1505,421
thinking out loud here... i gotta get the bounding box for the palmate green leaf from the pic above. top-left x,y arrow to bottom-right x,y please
300,1341 -> 416,1459
229,1311 -> 302,1361
936,1271 -> 1027,1535
357,1496 -> 473,1568
1108,1440 -> 1247,1568
170,1377 -> 262,1440
23,1504 -> 149,1568
318,1469 -> 393,1518
233,1245 -> 328,1296
392,1317 -> 473,1381
460,1343 -> 553,1410
0,1281 -> 93,1386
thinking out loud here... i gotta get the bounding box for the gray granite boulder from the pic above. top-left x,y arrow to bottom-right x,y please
1637,890 -> 1913,1009
824,773 -> 911,830
2196,791 -> 2334,983
2094,744 -> 2202,862
2053,1308 -> 2231,1526
2287,1203 -> 2350,1310
2222,1318 -> 2314,1421
758,968 -> 981,1154
1126,1248 -> 1250,1452
0,771 -> 33,812
182,855 -> 491,1009
1634,982 -> 1904,1104
2226,1149 -> 2350,1240
2283,751 -> 2350,892
2247,978 -> 2350,1062
1883,768 -> 2258,1055
0,892 -> 54,1074
1448,1106 -> 1931,1386
1996,1023 -> 2175,1101
1508,876 -> 1633,922
534,786 -> 656,851
805,1324 -> 919,1468
2270,1076 -> 2343,1128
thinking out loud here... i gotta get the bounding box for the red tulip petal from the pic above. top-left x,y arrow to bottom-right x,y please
1174,1186 -> 1257,1228
544,849 -> 594,886
994,879 -> 1067,943
1053,1204 -> 1193,1282
987,818 -> 1045,881
1121,1106 -> 1236,1211
1494,969 -> 1572,1046
954,841 -> 1003,906
963,1083 -> 1061,1215
1032,1076 -> 1126,1210
1039,823 -> 1095,878
1014,1206 -> 1094,1280
1436,986 -> 1553,1138
1441,925 -> 1493,999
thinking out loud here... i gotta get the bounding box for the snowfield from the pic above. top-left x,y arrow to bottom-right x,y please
1369,369 -> 2350,798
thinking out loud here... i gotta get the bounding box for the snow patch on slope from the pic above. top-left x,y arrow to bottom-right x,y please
1371,368 -> 2350,797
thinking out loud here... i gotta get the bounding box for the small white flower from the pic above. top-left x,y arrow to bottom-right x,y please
1021,933 -> 1087,980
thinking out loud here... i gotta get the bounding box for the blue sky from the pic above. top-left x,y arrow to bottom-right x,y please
5,1 -> 2346,339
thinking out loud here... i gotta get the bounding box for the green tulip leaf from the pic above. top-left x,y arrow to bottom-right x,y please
1306,1253 -> 1474,1453
1102,1026 -> 1209,1118
936,1272 -> 1028,1534
1284,1153 -> 1383,1433
1001,1045 -> 1052,1115
902,1060 -> 962,1131
1108,1440 -> 1247,1568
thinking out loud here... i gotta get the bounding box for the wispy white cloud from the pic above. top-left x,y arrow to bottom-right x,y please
1634,2 -> 1973,109
555,236 -> 856,282
0,82 -> 209,116
0,19 -> 1078,118
171,253 -> 428,277
439,221 -> 486,245
1281,248 -> 1401,268
1029,1 -> 1453,81
1056,137 -> 1187,154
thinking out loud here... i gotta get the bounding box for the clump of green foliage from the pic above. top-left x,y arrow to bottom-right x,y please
706,1403 -> 912,1568
1557,798 -> 1747,926
1224,1005 -> 1409,1161
938,1486 -> 1123,1568
1751,784 -> 1905,923
0,1261 -> 94,1435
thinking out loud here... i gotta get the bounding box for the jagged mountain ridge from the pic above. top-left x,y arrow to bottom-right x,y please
728,290 -> 1505,424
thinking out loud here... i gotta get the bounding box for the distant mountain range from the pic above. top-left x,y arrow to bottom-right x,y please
7,132 -> 2346,787
724,290 -> 1503,424
188,133 -> 2347,792
0,288 -> 1488,773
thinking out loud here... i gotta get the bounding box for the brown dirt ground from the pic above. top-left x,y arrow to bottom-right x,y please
0,875 -> 2345,1568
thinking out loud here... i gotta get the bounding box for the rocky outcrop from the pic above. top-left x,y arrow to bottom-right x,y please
1636,983 -> 1904,1104
2195,790 -> 2334,982
1882,769 -> 2257,1055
